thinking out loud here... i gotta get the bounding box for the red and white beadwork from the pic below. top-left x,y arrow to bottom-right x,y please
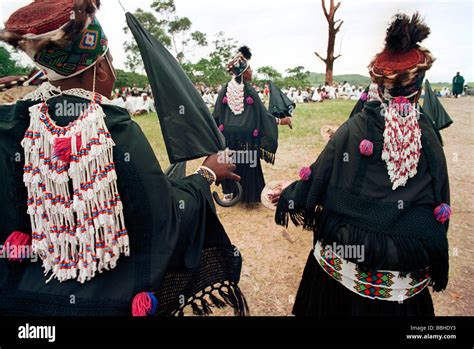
381,97 -> 422,190
225,78 -> 245,115
21,96 -> 129,283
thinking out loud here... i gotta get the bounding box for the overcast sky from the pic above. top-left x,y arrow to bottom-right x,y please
1,0 -> 473,82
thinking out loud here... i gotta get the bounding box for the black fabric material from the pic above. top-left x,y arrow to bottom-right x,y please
213,81 -> 278,164
349,86 -> 369,118
0,96 -> 244,316
423,80 -> 454,131
126,13 -> 225,164
222,159 -> 265,204
165,161 -> 187,179
276,100 -> 450,295
268,81 -> 295,118
292,251 -> 435,317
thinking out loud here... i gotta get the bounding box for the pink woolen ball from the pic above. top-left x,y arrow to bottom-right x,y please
246,96 -> 254,105
434,203 -> 452,224
299,167 -> 312,181
222,96 -> 228,104
359,139 -> 374,157
131,292 -> 158,316
2,231 -> 31,262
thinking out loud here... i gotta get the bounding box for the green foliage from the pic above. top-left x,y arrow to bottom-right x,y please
123,1 -> 207,69
282,66 -> 311,88
256,66 -> 282,81
0,45 -> 30,77
122,9 -> 172,71
114,69 -> 149,89
184,32 -> 237,86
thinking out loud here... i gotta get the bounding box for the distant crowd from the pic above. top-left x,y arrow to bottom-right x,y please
111,76 -> 470,116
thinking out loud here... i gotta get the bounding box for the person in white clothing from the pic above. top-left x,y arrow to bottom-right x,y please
133,93 -> 153,116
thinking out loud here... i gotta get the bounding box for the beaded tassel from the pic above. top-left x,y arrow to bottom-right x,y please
381,97 -> 422,190
21,98 -> 129,283
226,79 -> 245,115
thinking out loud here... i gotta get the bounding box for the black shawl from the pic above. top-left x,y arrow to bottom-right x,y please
213,81 -> 278,164
268,81 -> 295,118
276,101 -> 450,291
423,80 -> 453,131
0,96 -> 247,316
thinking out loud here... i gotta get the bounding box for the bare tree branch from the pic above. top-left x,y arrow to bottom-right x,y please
335,20 -> 344,32
321,0 -> 329,21
315,51 -> 327,63
334,1 -> 342,13
334,54 -> 342,60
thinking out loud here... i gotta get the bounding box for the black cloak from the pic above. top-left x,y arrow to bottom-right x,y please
422,80 -> 453,131
268,81 -> 295,118
276,101 -> 450,292
126,13 -> 225,164
213,81 -> 278,164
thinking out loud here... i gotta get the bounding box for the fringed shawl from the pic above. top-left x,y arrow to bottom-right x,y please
276,101 -> 450,291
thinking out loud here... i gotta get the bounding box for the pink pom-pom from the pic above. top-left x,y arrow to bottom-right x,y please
132,292 -> 158,317
434,203 -> 452,224
218,124 -> 224,132
53,135 -> 82,163
359,139 -> 374,157
246,96 -> 254,105
222,96 -> 228,104
2,231 -> 31,262
299,167 -> 312,181
360,92 -> 368,101
252,129 -> 259,137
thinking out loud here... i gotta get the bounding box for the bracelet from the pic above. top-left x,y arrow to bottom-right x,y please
196,166 -> 217,185
276,117 -> 281,125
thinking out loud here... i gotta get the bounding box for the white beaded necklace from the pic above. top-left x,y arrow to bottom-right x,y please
21,82 -> 129,283
226,78 -> 245,115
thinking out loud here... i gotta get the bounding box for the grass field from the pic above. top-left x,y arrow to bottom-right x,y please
134,99 -> 356,169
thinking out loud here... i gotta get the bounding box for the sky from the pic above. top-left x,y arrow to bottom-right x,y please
1,0 -> 473,82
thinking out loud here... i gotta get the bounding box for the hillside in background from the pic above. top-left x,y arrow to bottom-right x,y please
308,72 -> 371,86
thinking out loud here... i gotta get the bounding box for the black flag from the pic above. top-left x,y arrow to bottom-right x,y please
126,13 -> 225,163
423,80 -> 453,131
268,81 -> 295,118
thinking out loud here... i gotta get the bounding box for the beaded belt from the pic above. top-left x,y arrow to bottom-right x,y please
314,241 -> 431,302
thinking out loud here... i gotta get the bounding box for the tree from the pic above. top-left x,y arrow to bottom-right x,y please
123,0 -> 207,70
284,66 -> 310,87
183,32 -> 237,86
314,0 -> 343,85
256,66 -> 282,82
0,45 -> 30,77
122,9 -> 171,71
114,69 -> 149,89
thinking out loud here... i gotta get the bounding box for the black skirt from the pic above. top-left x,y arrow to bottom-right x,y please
293,251 -> 435,317
222,158 -> 265,204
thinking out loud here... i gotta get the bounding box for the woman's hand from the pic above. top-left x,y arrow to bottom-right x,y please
279,117 -> 292,127
267,180 -> 294,204
202,150 -> 241,182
